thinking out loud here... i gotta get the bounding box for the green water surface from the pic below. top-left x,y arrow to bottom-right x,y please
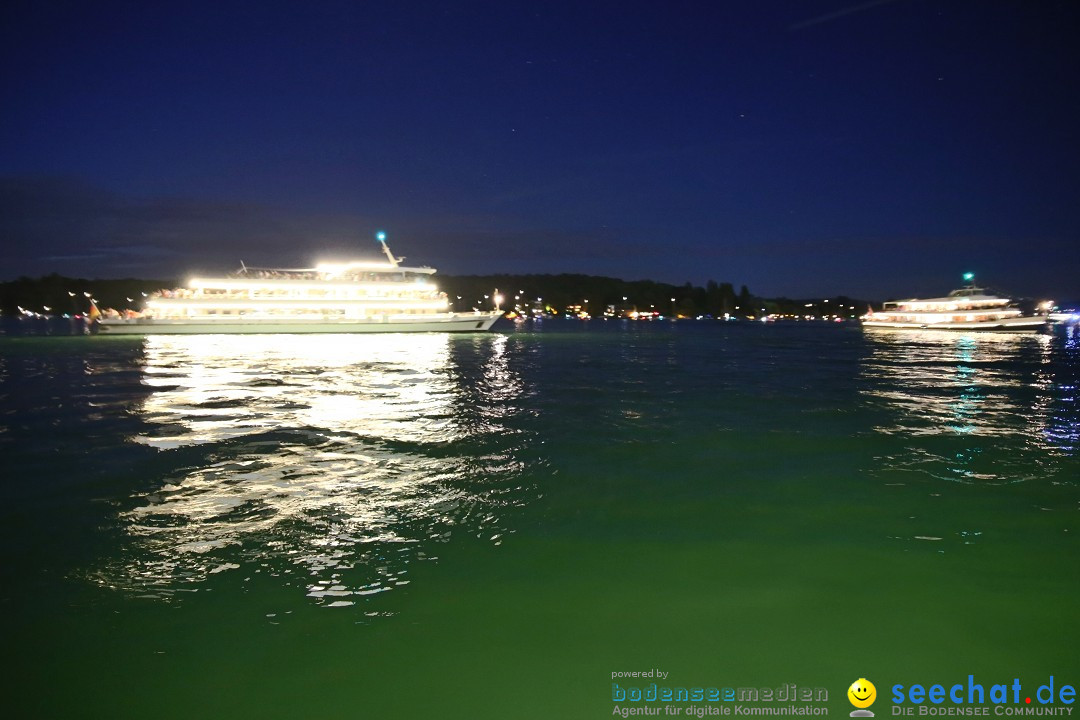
2,324 -> 1077,718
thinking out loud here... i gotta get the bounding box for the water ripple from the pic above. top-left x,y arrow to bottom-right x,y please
93,333 -> 539,607
861,329 -> 1080,484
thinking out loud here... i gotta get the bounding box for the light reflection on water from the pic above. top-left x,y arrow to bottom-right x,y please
96,333 -> 534,608
136,333 -> 463,447
861,328 -> 1078,484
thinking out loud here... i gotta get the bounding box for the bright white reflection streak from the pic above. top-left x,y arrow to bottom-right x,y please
861,329 -> 1062,483
137,333 -> 459,447
101,333 -> 528,609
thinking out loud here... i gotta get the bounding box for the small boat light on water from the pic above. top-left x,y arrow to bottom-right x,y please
963,272 -> 975,282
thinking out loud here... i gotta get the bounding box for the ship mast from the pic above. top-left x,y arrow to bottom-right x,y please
376,231 -> 402,267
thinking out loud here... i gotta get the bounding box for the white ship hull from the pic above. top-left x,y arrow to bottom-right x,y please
861,277 -> 1053,333
92,236 -> 506,335
862,316 -> 1046,332
97,312 -> 502,335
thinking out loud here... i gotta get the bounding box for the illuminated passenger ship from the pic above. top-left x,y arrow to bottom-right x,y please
861,273 -> 1049,332
97,233 -> 503,335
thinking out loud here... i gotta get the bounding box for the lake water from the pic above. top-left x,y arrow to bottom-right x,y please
2,321 -> 1078,718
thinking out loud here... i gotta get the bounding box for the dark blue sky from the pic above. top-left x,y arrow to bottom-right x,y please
2,0 -> 1077,300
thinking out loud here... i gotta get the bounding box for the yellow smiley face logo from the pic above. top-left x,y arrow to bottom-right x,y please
848,678 -> 877,708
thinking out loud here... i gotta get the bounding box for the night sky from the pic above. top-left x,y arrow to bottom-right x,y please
2,0 -> 1077,301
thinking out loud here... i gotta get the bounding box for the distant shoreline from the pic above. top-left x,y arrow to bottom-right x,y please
0,272 -> 875,321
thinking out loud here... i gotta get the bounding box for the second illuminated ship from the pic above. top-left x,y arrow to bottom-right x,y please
862,273 -> 1048,332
